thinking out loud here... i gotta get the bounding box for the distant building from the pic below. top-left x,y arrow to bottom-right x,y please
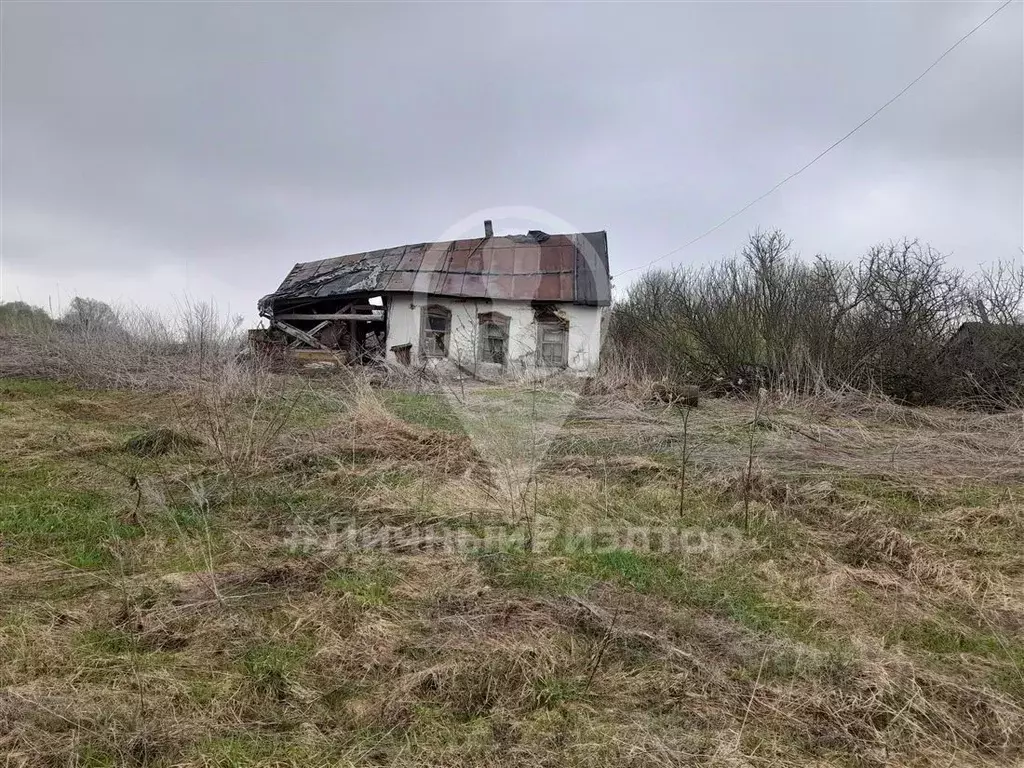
257,224 -> 611,374
943,322 -> 1024,405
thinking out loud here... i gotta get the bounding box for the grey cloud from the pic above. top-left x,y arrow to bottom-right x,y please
2,2 -> 1020,318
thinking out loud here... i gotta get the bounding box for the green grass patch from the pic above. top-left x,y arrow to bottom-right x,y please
325,561 -> 398,607
240,639 -> 312,698
281,390 -> 346,428
189,733 -> 327,767
476,550 -> 595,596
0,469 -> 139,566
76,627 -> 137,655
884,616 -> 1024,697
577,550 -> 663,592
547,432 -> 682,459
73,626 -> 178,675
838,476 -> 1003,521
159,500 -> 216,533
532,675 -> 585,709
574,549 -> 818,639
471,387 -> 565,403
74,744 -> 120,768
382,391 -> 464,432
538,481 -> 728,529
538,484 -> 682,526
326,466 -> 419,494
885,617 -> 1022,658
404,706 -> 497,749
241,483 -> 347,528
0,378 -> 75,398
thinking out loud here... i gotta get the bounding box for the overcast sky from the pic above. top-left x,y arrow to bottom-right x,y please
2,1 -> 1021,323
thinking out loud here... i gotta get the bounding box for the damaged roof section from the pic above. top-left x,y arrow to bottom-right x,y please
260,230 -> 610,311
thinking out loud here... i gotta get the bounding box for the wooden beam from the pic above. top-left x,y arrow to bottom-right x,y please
272,320 -> 334,351
308,320 -> 331,337
274,313 -> 383,322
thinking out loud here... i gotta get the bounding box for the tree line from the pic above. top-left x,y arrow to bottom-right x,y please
0,297 -> 121,334
608,231 -> 1024,407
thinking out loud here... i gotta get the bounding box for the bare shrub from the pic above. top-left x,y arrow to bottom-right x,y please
0,297 -> 245,390
176,356 -> 305,479
610,231 -> 1023,408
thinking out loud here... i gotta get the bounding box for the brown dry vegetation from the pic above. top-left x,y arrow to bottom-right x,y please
1,362 -> 1023,767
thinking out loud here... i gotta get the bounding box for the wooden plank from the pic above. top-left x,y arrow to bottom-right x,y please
292,349 -> 347,365
308,320 -> 331,337
274,313 -> 382,322
272,320 -> 334,351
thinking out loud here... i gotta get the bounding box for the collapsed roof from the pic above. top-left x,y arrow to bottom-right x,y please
259,230 -> 610,314
946,322 -> 1024,359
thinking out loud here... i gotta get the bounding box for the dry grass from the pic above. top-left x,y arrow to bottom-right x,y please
1,362 -> 1022,767
280,390 -> 477,477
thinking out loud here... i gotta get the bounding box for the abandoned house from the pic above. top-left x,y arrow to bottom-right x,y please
256,224 -> 611,374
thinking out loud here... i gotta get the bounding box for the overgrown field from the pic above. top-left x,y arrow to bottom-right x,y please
1,370 -> 1022,767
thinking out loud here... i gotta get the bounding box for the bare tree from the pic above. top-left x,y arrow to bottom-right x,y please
60,297 -> 122,335
970,259 -> 1024,326
607,231 -> 1018,406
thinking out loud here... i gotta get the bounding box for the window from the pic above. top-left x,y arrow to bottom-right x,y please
422,305 -> 450,357
537,320 -> 568,367
478,312 -> 510,365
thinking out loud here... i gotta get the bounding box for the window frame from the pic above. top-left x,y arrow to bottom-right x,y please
536,317 -> 569,368
421,304 -> 451,358
477,311 -> 511,365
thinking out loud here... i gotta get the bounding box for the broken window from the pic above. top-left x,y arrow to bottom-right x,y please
422,305 -> 450,357
477,312 -> 510,365
537,319 -> 568,367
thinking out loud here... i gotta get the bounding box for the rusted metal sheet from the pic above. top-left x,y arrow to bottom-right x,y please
260,230 -> 610,310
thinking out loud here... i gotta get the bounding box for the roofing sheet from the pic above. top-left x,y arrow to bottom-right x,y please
261,230 -> 610,308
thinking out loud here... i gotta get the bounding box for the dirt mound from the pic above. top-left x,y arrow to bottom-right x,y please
282,406 -> 477,475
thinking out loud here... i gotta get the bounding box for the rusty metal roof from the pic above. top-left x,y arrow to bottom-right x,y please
260,231 -> 610,311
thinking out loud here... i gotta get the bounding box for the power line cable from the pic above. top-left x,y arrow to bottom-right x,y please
614,0 -> 1017,280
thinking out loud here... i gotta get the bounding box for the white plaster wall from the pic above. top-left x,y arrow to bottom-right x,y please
384,296 -> 603,374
